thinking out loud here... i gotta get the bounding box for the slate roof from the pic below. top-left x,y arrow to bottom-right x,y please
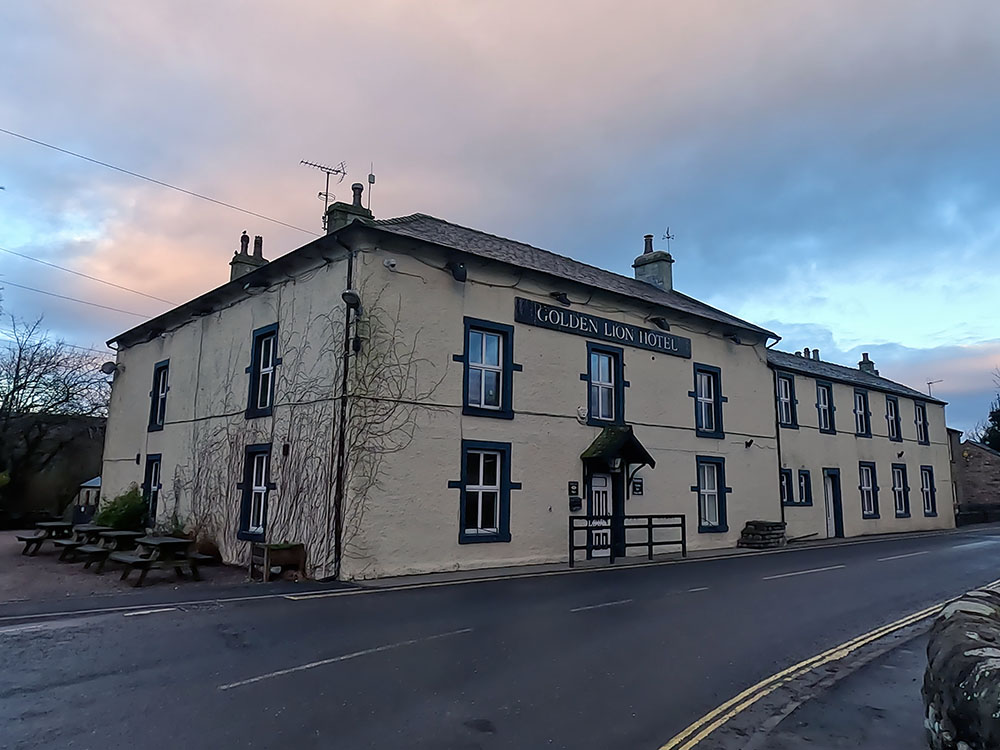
370,214 -> 776,338
965,440 -> 1000,458
766,349 -> 946,404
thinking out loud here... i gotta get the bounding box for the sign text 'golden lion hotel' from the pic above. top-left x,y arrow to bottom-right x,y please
102,184 -> 954,579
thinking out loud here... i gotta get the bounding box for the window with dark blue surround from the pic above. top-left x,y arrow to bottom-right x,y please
891,463 -> 910,518
582,343 -> 626,426
779,468 -> 794,506
449,440 -> 521,544
246,324 -> 280,419
776,373 -> 797,428
690,363 -> 726,439
816,381 -> 835,434
142,454 -> 162,525
885,395 -> 902,442
797,470 -> 813,506
691,456 -> 730,532
915,402 -> 930,445
148,359 -> 169,431
237,443 -> 273,542
859,461 -> 879,518
454,318 -> 519,419
853,389 -> 872,438
920,465 -> 937,517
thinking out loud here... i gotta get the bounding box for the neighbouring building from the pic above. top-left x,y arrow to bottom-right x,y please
100,184 -> 955,579
953,439 -> 1000,521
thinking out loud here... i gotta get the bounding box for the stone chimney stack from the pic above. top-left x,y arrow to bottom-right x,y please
324,182 -> 374,234
859,352 -> 879,376
632,234 -> 675,292
230,230 -> 268,282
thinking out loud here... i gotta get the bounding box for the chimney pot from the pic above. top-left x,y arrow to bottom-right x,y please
643,234 -> 654,254
239,231 -> 250,255
253,235 -> 263,258
803,347 -> 811,359
352,183 -> 364,207
812,348 -> 821,361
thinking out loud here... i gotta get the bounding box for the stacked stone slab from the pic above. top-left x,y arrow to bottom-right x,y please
923,587 -> 1000,749
737,520 -> 787,549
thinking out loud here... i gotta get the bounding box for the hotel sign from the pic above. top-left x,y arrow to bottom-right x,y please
514,297 -> 691,358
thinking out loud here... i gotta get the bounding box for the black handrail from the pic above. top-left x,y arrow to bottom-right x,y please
568,514 -> 686,566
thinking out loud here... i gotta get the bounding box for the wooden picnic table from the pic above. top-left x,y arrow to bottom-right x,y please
111,536 -> 204,587
77,530 -> 144,573
52,524 -> 113,561
16,521 -> 74,555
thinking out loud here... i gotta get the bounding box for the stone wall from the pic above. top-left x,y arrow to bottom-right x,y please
955,441 -> 1000,510
923,588 -> 1000,749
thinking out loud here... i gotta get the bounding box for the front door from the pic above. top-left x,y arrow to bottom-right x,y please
822,469 -> 844,538
589,473 -> 612,557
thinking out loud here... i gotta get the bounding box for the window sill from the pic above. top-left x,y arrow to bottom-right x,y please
695,429 -> 725,440
147,423 -> 164,433
245,408 -> 274,420
237,529 -> 265,542
855,433 -> 872,439
587,416 -> 624,428
862,513 -> 880,520
697,525 -> 729,534
459,532 -> 511,544
895,511 -> 911,519
819,428 -> 837,435
778,422 -> 799,430
918,440 -> 930,447
462,405 -> 514,420
783,501 -> 813,508
923,511 -> 938,518
889,436 -> 903,443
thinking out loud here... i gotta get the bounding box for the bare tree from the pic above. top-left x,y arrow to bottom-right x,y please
0,316 -> 109,508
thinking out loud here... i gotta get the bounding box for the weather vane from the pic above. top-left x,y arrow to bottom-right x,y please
662,227 -> 675,253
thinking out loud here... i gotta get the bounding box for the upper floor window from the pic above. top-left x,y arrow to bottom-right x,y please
854,389 -> 872,437
691,364 -> 725,439
816,382 -> 835,434
246,324 -> 279,419
776,373 -> 797,428
692,456 -> 729,533
585,343 -> 625,426
891,464 -> 910,517
451,440 -> 519,544
915,402 -> 929,445
859,462 -> 879,518
148,360 -> 169,431
237,444 -> 272,541
458,318 -> 517,419
920,465 -> 937,516
886,396 -> 901,442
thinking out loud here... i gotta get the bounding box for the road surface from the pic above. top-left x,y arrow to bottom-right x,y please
3,527 -> 999,749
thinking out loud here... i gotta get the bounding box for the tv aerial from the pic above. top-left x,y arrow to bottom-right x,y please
927,379 -> 943,396
300,159 -> 347,230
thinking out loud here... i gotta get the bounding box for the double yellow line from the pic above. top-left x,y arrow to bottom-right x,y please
659,580 -> 1000,750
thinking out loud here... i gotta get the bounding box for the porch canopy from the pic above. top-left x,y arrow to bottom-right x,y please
580,425 -> 656,473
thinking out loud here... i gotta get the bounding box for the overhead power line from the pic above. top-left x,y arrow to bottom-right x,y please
0,245 -> 178,304
0,126 -> 320,237
0,279 -> 149,318
0,329 -> 110,356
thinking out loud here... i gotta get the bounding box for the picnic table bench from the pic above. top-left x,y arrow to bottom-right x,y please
52,524 -> 112,562
16,521 -> 73,555
111,536 -> 203,587
78,530 -> 144,574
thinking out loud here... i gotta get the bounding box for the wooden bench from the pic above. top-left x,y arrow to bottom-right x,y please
110,551 -> 200,587
76,544 -> 112,573
15,532 -> 46,556
52,538 -> 85,562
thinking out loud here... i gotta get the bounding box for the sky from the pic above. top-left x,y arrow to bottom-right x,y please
1,1 -> 998,435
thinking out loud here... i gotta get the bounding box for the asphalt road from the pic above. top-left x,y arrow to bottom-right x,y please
3,527 -> 1000,750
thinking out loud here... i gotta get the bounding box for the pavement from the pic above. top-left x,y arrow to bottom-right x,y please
3,524 -> 999,749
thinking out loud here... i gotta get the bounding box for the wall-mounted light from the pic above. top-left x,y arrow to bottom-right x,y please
745,438 -> 754,448
727,334 -> 742,345
100,361 -> 119,376
897,450 -> 905,458
549,291 -> 572,306
444,261 -> 467,282
649,316 -> 671,331
609,457 -> 623,472
341,289 -> 362,309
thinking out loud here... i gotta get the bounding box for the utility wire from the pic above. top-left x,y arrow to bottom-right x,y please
0,279 -> 149,318
0,329 -> 110,356
0,126 -> 321,237
0,244 -> 178,304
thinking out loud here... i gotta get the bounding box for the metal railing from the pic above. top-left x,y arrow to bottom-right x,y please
568,514 -> 686,566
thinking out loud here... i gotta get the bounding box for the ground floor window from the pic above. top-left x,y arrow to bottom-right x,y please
797,469 -> 813,505
692,456 -> 729,533
859,462 -> 879,519
451,440 -> 520,543
142,454 -> 161,526
920,466 -> 937,517
238,444 -> 272,542
779,468 -> 793,506
891,464 -> 910,518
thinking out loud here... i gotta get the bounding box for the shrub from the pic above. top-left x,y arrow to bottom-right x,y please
94,485 -> 147,530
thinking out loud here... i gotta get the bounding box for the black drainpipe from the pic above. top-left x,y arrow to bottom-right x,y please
332,236 -> 355,579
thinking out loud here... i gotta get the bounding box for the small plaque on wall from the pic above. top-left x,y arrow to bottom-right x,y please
632,478 -> 644,496
568,481 -> 579,496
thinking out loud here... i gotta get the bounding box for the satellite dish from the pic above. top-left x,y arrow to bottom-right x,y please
100,361 -> 118,375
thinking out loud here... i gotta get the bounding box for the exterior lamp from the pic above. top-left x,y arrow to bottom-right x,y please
549,291 -> 572,306
609,457 -> 623,473
341,289 -> 362,309
444,261 -> 467,282
649,316 -> 670,331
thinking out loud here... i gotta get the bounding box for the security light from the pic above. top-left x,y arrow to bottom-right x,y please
341,289 -> 361,309
649,316 -> 671,331
549,291 -> 572,306
100,361 -> 118,375
444,261 -> 467,283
